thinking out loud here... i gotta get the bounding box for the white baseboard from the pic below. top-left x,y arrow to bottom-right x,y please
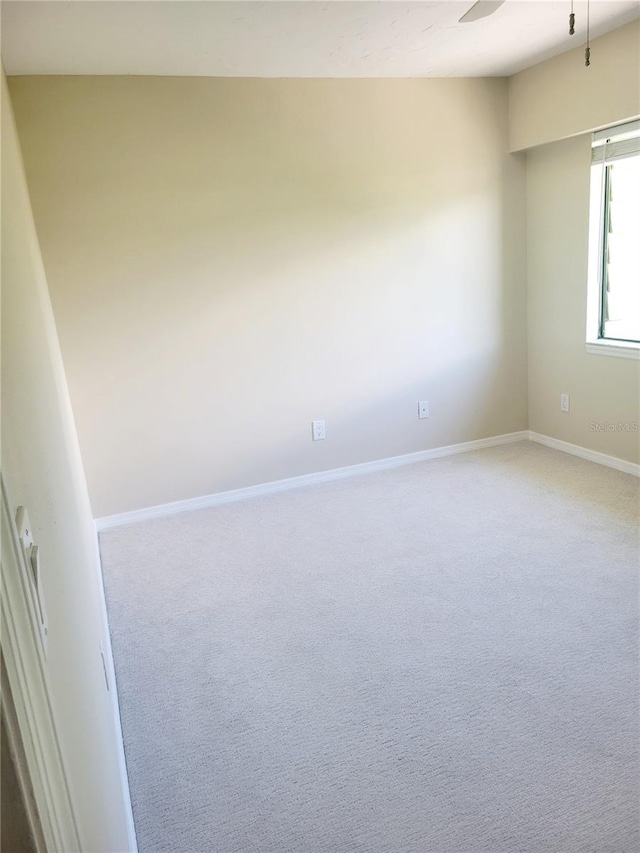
91,539 -> 139,853
95,430 -> 529,531
95,429 -> 639,531
528,431 -> 640,477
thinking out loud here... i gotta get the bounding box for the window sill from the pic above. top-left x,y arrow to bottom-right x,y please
586,340 -> 640,360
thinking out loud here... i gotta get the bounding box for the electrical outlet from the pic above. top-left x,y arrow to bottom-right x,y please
312,419 -> 326,441
418,401 -> 430,419
560,393 -> 570,413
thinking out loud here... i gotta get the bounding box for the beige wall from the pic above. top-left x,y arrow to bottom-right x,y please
1,73 -> 133,850
509,20 -> 640,152
526,134 -> 640,463
9,76 -> 528,518
512,20 -> 640,466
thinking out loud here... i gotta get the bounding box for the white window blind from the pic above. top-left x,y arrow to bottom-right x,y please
592,119 -> 640,164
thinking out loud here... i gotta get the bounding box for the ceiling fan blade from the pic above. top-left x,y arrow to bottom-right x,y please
458,0 -> 506,24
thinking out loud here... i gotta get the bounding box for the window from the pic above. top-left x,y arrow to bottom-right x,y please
586,120 -> 640,358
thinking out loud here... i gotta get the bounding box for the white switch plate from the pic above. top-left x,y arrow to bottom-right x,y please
29,544 -> 41,594
418,401 -> 430,419
312,419 -> 326,441
15,505 -> 34,553
14,505 -> 48,656
560,393 -> 570,413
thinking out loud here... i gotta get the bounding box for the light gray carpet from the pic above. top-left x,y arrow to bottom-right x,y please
100,442 -> 640,853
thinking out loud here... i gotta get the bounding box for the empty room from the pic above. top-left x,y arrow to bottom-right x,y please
1,1 -> 639,852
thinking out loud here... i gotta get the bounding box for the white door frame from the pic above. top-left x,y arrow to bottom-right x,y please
1,475 -> 83,852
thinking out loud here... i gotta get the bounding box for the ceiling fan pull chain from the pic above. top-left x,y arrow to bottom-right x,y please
585,0 -> 591,65
569,0 -> 575,36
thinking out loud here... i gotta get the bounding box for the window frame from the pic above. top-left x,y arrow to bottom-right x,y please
586,121 -> 640,360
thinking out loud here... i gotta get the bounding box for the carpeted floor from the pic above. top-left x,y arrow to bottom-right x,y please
99,441 -> 639,853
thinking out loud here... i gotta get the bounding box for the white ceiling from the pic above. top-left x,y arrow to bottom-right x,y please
2,0 -> 639,78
